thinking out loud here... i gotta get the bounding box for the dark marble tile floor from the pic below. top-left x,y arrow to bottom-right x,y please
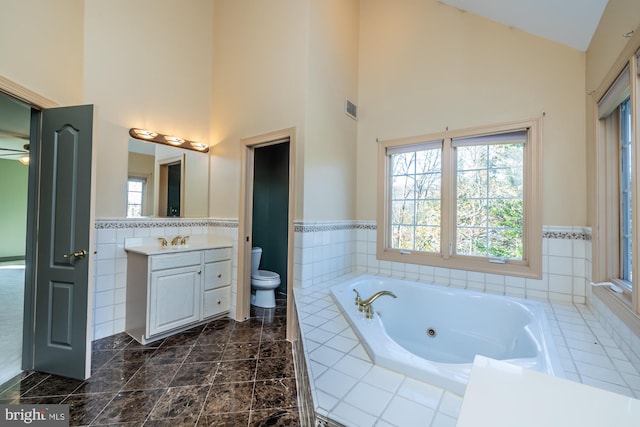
0,298 -> 299,426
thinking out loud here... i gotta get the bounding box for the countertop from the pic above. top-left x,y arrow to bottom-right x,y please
124,235 -> 233,255
456,356 -> 640,427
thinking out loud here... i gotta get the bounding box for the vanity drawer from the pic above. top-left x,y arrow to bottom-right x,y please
203,286 -> 230,318
151,252 -> 201,271
204,260 -> 231,290
204,247 -> 232,263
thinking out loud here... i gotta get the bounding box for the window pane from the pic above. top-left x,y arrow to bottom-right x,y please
488,228 -> 523,259
390,148 -> 441,253
392,175 -> 416,200
620,98 -> 633,284
457,170 -> 488,199
128,180 -> 143,192
457,227 -> 487,257
416,200 -> 440,225
456,142 -> 524,260
457,199 -> 488,227
128,192 -> 142,205
127,177 -> 145,218
392,225 -> 415,250
416,226 -> 440,252
392,200 -> 415,225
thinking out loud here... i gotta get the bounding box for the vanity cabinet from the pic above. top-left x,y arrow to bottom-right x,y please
125,244 -> 232,344
203,248 -> 232,318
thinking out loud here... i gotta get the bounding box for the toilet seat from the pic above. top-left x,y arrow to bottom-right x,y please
251,270 -> 280,290
251,270 -> 279,281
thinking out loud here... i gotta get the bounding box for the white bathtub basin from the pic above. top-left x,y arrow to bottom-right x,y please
331,274 -> 564,394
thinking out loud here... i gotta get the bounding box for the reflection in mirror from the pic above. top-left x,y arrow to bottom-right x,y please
127,139 -> 209,218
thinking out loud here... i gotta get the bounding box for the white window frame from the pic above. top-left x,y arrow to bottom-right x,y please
377,118 -> 542,279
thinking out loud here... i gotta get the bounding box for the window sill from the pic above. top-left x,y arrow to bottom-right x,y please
592,286 -> 640,339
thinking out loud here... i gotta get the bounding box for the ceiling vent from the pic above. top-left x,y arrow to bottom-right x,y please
345,98 -> 357,120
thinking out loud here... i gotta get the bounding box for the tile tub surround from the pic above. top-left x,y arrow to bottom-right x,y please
94,219 -> 590,341
93,218 -> 238,340
0,299 -> 297,426
294,222 -> 591,305
294,273 -> 640,427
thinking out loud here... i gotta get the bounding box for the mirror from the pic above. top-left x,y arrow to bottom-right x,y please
127,139 -> 209,218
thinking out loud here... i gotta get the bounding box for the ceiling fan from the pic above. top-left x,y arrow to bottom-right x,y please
0,131 -> 30,165
0,143 -> 30,165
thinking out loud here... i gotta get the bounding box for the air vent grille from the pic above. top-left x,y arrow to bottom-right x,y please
345,98 -> 357,120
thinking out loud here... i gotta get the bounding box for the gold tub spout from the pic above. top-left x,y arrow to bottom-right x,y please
359,290 -> 397,318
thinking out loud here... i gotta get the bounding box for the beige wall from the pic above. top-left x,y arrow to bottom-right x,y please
356,0 -> 587,226
586,0 -> 640,92
585,0 -> 640,227
83,0 -> 214,217
210,0 -> 309,220
0,0 -> 84,105
304,0 -> 359,220
0,0 -> 595,227
210,0 -> 359,221
0,159 -> 28,259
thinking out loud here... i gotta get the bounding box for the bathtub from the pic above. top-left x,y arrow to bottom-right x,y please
330,275 -> 564,395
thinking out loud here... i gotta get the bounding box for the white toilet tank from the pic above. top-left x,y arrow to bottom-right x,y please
251,247 -> 262,276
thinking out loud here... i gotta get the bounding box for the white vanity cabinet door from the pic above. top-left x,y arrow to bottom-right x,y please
148,265 -> 202,336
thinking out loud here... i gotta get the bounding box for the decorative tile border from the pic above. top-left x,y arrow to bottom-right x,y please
293,220 -> 364,233
95,218 -> 591,241
94,218 -> 238,229
542,231 -> 592,241
293,221 -> 592,241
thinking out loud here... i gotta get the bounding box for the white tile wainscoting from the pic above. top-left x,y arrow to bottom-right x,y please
294,222 -> 591,305
294,273 -> 640,426
94,220 -> 592,338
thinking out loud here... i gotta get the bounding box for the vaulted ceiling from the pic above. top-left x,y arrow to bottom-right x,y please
439,0 -> 609,51
0,1 -> 611,162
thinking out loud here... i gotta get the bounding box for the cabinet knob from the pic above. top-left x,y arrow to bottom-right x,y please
217,273 -> 222,278
217,300 -> 221,305
197,271 -> 202,275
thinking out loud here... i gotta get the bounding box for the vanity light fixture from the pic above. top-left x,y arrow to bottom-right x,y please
131,128 -> 158,140
164,135 -> 185,146
190,142 -> 208,151
129,128 -> 209,153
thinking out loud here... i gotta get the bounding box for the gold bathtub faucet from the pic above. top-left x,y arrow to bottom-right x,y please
359,290 -> 397,319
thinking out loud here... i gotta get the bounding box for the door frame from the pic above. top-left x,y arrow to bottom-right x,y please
237,127 -> 297,341
1,76 -> 96,378
0,76 -> 57,371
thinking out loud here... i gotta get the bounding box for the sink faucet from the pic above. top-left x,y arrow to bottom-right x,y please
359,290 -> 397,319
171,236 -> 182,246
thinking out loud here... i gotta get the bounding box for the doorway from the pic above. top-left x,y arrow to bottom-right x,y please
237,128 -> 296,340
251,142 -> 290,296
0,92 -> 31,385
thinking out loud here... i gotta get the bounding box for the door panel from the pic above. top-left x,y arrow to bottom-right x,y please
33,105 -> 93,379
149,266 -> 200,336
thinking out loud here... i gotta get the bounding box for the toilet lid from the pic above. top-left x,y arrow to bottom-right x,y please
252,270 -> 279,280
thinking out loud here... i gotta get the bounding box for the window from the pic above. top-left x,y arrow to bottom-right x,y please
378,119 -> 542,278
620,98 -> 633,285
127,177 -> 146,218
595,61 -> 638,310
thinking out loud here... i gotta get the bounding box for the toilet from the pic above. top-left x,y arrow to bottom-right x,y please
250,247 -> 281,308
